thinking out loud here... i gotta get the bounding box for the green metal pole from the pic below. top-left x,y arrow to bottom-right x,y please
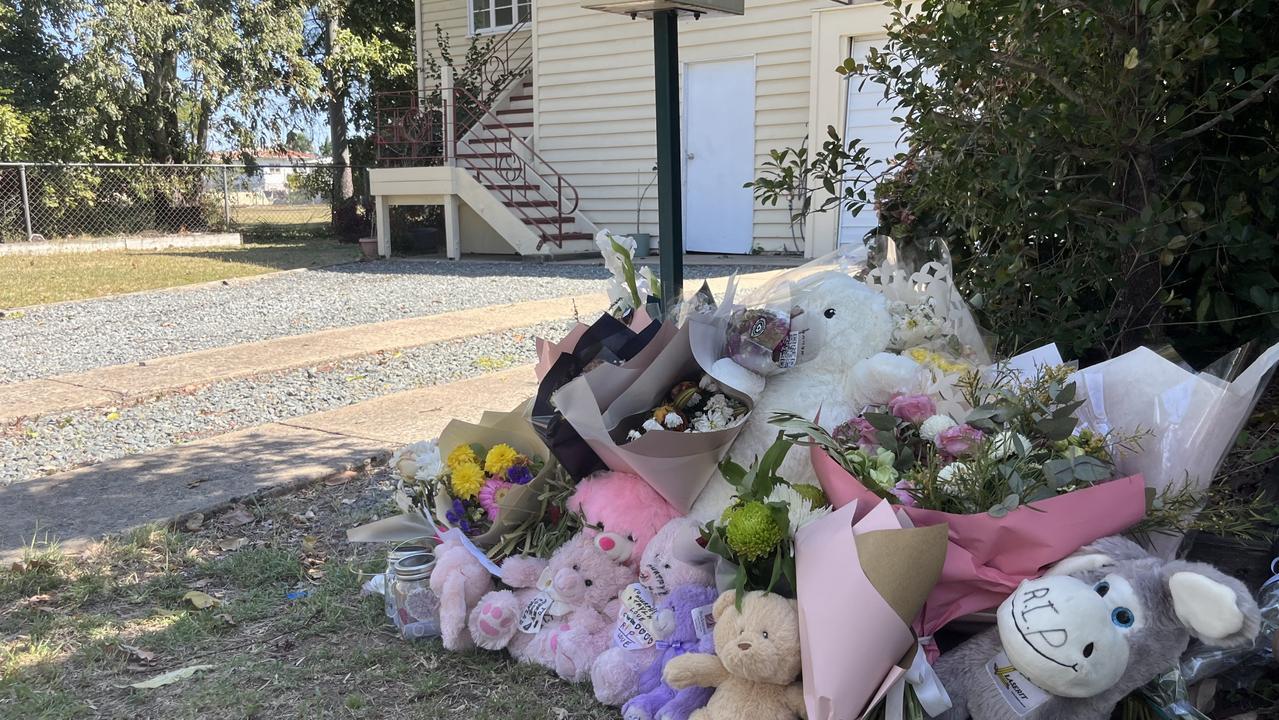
653,9 -> 683,316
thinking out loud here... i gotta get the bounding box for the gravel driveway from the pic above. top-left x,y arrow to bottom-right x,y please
0,260 -> 770,384
1,320 -> 572,485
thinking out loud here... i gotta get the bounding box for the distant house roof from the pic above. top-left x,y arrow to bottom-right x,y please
250,150 -> 320,160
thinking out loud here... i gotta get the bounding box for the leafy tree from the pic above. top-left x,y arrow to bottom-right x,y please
752,0 -> 1279,361
285,130 -> 316,154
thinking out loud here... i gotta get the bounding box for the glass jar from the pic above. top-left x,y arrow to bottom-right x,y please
387,553 -> 441,640
383,543 -> 434,621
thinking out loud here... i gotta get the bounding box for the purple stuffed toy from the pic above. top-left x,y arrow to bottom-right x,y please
622,584 -> 720,720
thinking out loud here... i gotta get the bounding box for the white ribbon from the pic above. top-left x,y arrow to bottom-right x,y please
882,640 -> 952,720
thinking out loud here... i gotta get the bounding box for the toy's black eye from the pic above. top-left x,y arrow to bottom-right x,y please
1082,642 -> 1094,658
584,579 -> 593,587
1112,608 -> 1134,628
761,630 -> 769,639
823,308 -> 837,319
572,564 -> 580,571
628,534 -> 635,542
1094,581 -> 1110,597
664,563 -> 671,569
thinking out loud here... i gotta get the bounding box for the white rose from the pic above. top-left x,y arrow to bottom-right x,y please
990,432 -> 1031,459
935,462 -> 970,490
919,414 -> 958,441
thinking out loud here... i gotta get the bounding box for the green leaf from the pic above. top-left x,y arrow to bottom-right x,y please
865,412 -> 898,432
1123,48 -> 1139,70
1195,0 -> 1214,14
720,458 -> 747,486
1035,415 -> 1078,442
945,1 -> 968,17
767,549 -> 784,593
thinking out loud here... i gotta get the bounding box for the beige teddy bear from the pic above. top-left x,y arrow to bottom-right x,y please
662,590 -> 806,720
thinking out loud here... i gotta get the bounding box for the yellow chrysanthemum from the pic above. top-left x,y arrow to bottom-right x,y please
446,444 -> 478,470
450,462 -> 485,500
484,443 -> 520,476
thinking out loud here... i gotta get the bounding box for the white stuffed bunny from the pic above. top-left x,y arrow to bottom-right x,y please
689,272 -> 924,520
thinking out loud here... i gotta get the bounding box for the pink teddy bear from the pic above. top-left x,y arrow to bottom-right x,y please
468,532 -> 637,682
429,531 -> 495,651
568,470 -> 683,568
591,517 -> 718,706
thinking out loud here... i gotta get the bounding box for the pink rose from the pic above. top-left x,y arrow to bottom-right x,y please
834,416 -> 879,449
888,394 -> 936,424
936,424 -> 983,457
891,480 -> 918,507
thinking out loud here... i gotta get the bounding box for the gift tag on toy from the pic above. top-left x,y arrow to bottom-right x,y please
691,603 -> 716,640
613,583 -> 658,650
518,593 -> 556,634
987,650 -> 1051,716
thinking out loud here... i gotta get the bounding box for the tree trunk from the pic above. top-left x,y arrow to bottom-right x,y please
325,13 -> 354,225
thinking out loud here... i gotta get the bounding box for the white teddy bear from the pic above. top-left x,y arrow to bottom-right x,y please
689,271 -> 927,521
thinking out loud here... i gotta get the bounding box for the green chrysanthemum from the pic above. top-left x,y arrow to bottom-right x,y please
792,483 -> 830,509
725,501 -> 784,561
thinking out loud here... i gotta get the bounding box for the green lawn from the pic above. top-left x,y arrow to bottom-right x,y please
0,467 -> 614,720
0,227 -> 361,309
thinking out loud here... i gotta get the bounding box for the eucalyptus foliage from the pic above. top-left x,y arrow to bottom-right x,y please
751,0 -> 1279,361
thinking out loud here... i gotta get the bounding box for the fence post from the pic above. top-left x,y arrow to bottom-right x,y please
18,164 -> 33,241
442,66 -> 456,166
221,166 -> 231,228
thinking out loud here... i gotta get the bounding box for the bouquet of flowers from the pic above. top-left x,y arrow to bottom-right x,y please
350,402 -> 581,561
554,321 -> 755,512
775,362 -> 1151,647
622,373 -> 748,440
793,363 -> 1136,518
699,434 -> 832,603
400,441 -> 543,537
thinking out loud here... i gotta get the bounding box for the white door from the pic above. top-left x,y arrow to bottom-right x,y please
838,38 -> 907,246
683,58 -> 755,254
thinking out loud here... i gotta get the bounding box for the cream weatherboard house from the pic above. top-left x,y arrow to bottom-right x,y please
369,0 -> 903,258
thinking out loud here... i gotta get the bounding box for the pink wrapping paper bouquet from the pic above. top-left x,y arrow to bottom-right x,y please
349,235 -> 1278,720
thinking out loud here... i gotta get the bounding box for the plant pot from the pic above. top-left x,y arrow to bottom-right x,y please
631,232 -> 652,258
359,237 -> 380,260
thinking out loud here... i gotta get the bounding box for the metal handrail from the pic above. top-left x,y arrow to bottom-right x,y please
478,21 -> 533,95
450,86 -> 581,248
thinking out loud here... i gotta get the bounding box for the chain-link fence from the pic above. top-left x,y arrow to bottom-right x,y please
0,162 -> 371,243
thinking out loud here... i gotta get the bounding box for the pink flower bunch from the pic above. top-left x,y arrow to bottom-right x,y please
888,393 -> 936,424
833,416 -> 880,450
937,424 -> 983,458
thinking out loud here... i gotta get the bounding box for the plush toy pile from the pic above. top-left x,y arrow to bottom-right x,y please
352,231 -> 1279,720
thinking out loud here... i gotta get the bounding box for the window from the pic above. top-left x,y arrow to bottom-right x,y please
470,0 -> 531,35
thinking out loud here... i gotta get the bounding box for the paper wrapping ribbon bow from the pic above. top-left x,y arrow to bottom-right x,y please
881,639 -> 952,720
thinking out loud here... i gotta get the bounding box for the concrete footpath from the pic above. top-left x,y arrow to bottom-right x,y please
0,365 -> 537,560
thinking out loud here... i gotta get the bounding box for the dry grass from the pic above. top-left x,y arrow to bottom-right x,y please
0,467 -> 616,720
0,229 -> 360,309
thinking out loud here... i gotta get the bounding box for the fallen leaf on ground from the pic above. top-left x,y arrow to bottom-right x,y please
115,643 -> 158,664
128,664 -> 215,689
300,535 -> 318,554
182,591 -> 220,609
214,612 -> 236,625
183,513 -> 204,531
324,470 -> 358,486
217,537 -> 247,551
223,506 -> 255,526
305,567 -> 326,581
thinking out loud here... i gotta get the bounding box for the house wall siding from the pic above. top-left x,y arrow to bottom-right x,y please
534,0 -> 834,253
416,0 -> 531,94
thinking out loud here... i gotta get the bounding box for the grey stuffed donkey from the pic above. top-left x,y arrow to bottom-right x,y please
934,536 -> 1261,720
